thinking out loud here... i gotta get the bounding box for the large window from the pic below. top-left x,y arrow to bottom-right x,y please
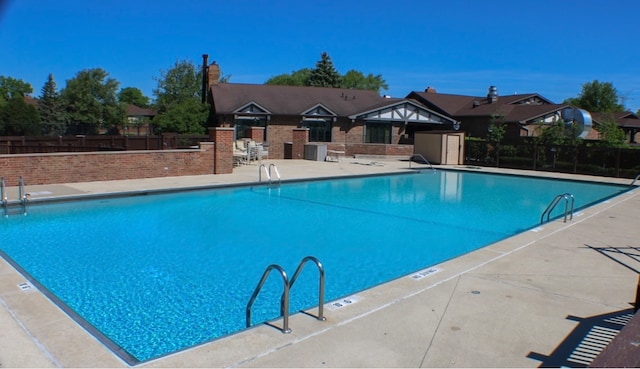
235,116 -> 267,140
365,122 -> 391,144
303,119 -> 332,142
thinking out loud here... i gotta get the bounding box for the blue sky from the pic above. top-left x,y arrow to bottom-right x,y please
1,0 -> 639,112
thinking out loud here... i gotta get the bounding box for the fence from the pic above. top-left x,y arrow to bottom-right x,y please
0,134 -> 209,154
465,139 -> 640,178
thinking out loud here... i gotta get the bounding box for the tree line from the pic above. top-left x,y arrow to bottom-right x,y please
0,52 -> 634,137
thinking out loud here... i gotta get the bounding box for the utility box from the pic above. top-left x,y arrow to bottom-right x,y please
414,131 -> 465,165
304,143 -> 327,161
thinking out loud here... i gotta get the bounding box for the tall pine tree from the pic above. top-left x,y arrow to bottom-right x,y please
308,52 -> 342,88
38,73 -> 66,135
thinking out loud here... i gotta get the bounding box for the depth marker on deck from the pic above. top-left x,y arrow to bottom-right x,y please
410,267 -> 440,280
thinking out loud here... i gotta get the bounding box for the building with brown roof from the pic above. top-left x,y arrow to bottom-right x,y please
207,63 -> 458,159
407,86 -> 580,140
591,111 -> 640,143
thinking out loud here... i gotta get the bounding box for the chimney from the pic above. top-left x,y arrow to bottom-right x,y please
208,61 -> 220,87
425,86 -> 437,93
201,54 -> 209,103
487,85 -> 498,103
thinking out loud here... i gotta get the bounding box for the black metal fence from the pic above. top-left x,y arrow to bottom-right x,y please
465,139 -> 640,179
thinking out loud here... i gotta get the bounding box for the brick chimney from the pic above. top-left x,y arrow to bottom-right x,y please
208,61 -> 220,87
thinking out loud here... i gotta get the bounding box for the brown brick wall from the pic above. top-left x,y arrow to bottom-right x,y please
0,143 -> 215,186
292,128 -> 310,160
212,128 -> 234,174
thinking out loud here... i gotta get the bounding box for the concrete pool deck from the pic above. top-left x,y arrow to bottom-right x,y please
1,158 -> 639,367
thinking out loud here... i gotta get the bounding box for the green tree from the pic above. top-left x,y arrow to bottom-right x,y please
341,70 -> 388,93
153,59 -> 202,112
487,113 -> 506,166
38,73 -> 66,135
118,87 -> 150,107
152,99 -> 208,134
536,118 -> 583,146
265,68 -> 312,86
60,68 -> 124,134
308,52 -> 342,88
594,113 -> 626,147
0,95 -> 41,135
564,80 -> 624,112
0,76 -> 34,108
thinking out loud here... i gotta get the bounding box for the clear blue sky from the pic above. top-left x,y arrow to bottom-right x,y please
1,0 -> 639,112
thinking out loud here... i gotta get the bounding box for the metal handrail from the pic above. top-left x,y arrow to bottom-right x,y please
540,193 -> 574,224
246,264 -> 291,333
269,164 -> 281,188
258,163 -> 281,188
1,177 -> 7,216
409,154 -> 435,171
289,256 -> 326,322
258,163 -> 270,183
631,173 -> 640,186
18,176 -> 27,215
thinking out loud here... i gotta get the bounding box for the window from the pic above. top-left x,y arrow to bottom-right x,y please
365,122 -> 391,144
303,119 -> 332,142
235,116 -> 267,140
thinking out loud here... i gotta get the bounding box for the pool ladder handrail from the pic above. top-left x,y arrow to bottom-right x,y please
258,163 -> 281,188
409,153 -> 435,172
18,176 -> 28,215
631,173 -> 640,187
540,193 -> 574,224
1,177 -> 7,216
246,256 -> 325,333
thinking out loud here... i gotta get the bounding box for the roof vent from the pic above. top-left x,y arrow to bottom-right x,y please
487,86 -> 498,103
473,100 -> 480,108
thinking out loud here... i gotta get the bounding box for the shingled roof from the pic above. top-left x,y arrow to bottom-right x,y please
407,90 -> 568,124
210,83 -> 387,117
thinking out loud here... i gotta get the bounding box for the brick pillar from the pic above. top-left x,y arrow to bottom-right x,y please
292,128 -> 309,160
247,126 -> 265,143
211,127 -> 234,174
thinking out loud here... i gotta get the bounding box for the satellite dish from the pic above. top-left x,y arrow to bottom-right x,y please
561,107 -> 592,138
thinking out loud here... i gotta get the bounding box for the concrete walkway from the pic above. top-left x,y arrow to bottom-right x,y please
0,158 -> 638,368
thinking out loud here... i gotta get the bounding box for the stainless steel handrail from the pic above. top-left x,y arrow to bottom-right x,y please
268,164 -> 281,188
409,153 -> 435,171
631,173 -> 640,186
258,163 -> 270,184
289,256 -> 326,322
18,176 -> 27,215
1,177 -> 7,216
246,264 -> 291,333
540,193 -> 574,224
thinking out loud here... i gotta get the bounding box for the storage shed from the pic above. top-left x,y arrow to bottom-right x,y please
414,131 -> 465,165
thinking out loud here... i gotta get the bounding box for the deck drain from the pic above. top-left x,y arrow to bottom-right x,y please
470,290 -> 480,295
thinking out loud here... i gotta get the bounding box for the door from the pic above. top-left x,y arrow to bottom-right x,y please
445,135 -> 460,164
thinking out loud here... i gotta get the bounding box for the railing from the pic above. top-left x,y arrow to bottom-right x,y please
18,176 -> 28,215
246,256 -> 326,333
540,193 -> 574,224
631,173 -> 640,186
1,177 -> 7,216
258,163 -> 281,188
246,264 -> 291,333
409,154 -> 435,171
289,256 -> 326,322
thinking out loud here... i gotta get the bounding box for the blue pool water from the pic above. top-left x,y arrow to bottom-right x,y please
0,170 -> 627,363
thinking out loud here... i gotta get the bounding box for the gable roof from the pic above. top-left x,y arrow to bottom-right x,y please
591,111 -> 640,128
407,90 -> 567,123
210,83 -> 386,117
126,104 -> 157,117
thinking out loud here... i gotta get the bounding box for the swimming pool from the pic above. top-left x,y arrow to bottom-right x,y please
0,170 -> 628,363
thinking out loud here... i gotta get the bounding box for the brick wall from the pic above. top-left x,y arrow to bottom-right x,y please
0,142 -> 215,185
